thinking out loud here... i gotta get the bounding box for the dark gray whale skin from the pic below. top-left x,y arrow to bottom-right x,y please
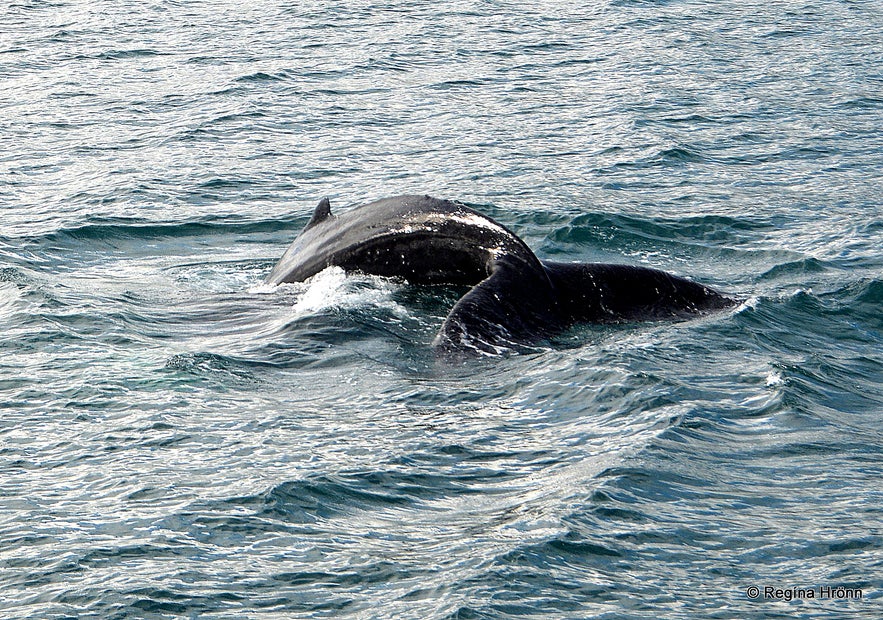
266,195 -> 736,354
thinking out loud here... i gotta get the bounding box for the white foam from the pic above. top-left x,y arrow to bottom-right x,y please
247,282 -> 279,295
292,266 -> 349,313
734,295 -> 759,313
288,266 -> 409,318
765,370 -> 784,387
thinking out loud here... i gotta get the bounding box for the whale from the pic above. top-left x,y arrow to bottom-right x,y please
266,195 -> 736,354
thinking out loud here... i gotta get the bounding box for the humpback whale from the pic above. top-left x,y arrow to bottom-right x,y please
266,195 -> 735,354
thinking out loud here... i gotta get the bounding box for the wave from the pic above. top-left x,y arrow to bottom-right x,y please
234,71 -> 289,83
7,214 -> 305,246
92,48 -> 170,60
541,211 -> 778,265
164,351 -> 281,375
593,145 -> 710,173
819,277 -> 883,330
758,257 -> 829,280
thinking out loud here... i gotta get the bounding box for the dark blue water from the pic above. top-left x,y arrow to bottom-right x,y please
2,1 -> 881,618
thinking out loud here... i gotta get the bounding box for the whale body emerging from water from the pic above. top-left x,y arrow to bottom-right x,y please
266,195 -> 735,354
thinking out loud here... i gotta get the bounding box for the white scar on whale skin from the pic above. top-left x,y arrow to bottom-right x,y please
386,212 -> 509,259
429,211 -> 510,235
387,211 -> 510,236
386,212 -> 512,255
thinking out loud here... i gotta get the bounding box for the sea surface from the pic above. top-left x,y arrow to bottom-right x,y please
2,1 -> 882,618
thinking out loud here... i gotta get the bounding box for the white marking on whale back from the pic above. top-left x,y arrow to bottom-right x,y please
383,210 -> 512,259
386,210 -> 509,236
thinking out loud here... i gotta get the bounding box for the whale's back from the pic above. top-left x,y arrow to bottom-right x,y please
265,195 -> 543,286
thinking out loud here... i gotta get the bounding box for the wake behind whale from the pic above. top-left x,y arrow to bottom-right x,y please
266,195 -> 735,354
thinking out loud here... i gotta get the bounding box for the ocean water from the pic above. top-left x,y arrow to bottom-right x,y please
2,0 -> 882,618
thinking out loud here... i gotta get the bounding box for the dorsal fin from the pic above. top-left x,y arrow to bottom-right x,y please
305,197 -> 333,230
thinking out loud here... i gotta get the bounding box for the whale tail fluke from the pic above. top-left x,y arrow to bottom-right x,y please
435,260 -> 736,356
542,261 -> 737,324
434,255 -> 558,355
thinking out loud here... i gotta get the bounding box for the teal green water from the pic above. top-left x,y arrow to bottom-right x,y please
1,1 -> 881,618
